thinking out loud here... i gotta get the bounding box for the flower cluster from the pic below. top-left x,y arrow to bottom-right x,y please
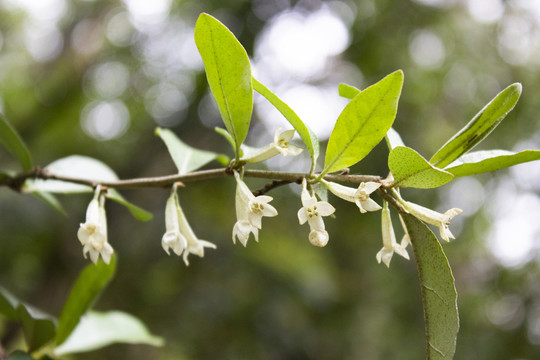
75,127 -> 463,268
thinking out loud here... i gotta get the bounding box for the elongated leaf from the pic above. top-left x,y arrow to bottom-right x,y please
55,311 -> 164,355
107,189 -> 153,221
385,127 -> 406,151
252,78 -> 320,166
23,155 -> 118,194
155,127 -> 227,174
445,149 -> 540,177
323,70 -> 404,174
56,256 -> 117,346
0,114 -> 33,171
430,83 -> 522,168
401,213 -> 459,360
338,83 -> 360,99
0,287 -> 57,352
389,146 -> 454,189
194,13 -> 253,152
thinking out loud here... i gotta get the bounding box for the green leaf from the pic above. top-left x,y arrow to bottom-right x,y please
23,155 -> 118,194
385,127 -> 406,151
107,189 -> 153,222
56,256 -> 117,346
155,127 -> 227,174
323,70 -> 404,174
430,83 -> 522,168
252,78 -> 320,166
31,191 -> 67,216
0,114 -> 33,171
194,13 -> 253,153
54,311 -> 164,355
338,83 -> 360,99
401,213 -> 459,360
445,149 -> 540,177
17,304 -> 57,352
0,287 -> 57,352
389,146 -> 454,189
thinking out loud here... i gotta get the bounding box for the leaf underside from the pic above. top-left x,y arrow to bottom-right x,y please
402,213 -> 459,360
445,149 -> 540,177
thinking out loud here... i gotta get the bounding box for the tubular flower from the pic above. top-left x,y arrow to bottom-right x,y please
242,127 -> 303,163
324,180 -> 382,213
161,188 -> 188,256
77,187 -> 113,265
176,198 -> 217,266
232,171 -> 278,246
163,185 -> 216,265
376,202 -> 409,267
402,201 -> 463,242
297,179 -> 335,247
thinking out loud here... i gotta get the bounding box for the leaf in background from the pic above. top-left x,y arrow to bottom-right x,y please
338,83 -> 360,99
389,146 -> 454,189
252,78 -> 320,167
17,304 -> 57,352
385,127 -> 406,151
0,114 -> 33,171
7,350 -> 35,360
55,256 -> 117,346
445,149 -> 540,177
31,191 -> 67,216
155,127 -> 227,174
0,287 -> 57,353
23,155 -> 118,194
323,70 -> 404,175
401,213 -> 459,360
107,189 -> 153,222
194,13 -> 253,152
430,83 -> 522,168
54,311 -> 164,355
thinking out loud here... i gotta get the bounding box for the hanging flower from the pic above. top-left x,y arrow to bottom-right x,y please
297,179 -> 335,247
162,185 -> 216,265
175,196 -> 217,266
161,187 -> 188,256
402,201 -> 463,242
77,186 -> 113,265
376,201 -> 409,267
232,171 -> 278,246
241,127 -> 303,163
324,180 -> 382,213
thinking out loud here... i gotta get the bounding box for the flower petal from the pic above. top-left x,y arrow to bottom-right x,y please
360,198 -> 382,212
315,201 -> 335,217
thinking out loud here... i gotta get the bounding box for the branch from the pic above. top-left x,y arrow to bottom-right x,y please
0,167 -> 383,191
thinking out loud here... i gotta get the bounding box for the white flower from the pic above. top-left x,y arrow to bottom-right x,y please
77,188 -> 113,264
376,202 -> 409,267
162,186 -> 216,265
242,127 -> 303,163
161,189 -> 188,256
176,198 -> 217,266
402,201 -> 463,242
232,171 -> 278,246
297,179 -> 335,247
324,181 -> 382,213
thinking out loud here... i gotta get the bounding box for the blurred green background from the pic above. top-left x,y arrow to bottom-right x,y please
1,0 -> 540,359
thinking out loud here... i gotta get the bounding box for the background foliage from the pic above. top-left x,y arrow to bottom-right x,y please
1,0 -> 540,359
